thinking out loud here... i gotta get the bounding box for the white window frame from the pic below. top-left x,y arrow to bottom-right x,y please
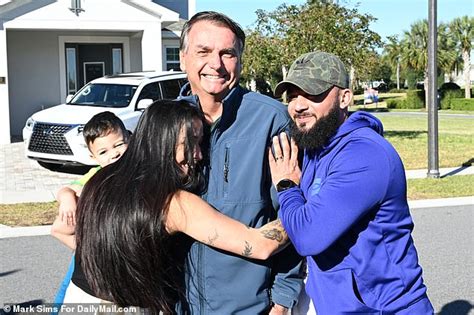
66,47 -> 77,95
112,48 -> 123,74
165,46 -> 180,71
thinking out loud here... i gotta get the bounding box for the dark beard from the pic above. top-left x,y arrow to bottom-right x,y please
290,104 -> 340,150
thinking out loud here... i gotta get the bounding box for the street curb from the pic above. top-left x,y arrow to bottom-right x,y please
0,190 -> 56,204
1,196 -> 472,239
408,196 -> 473,209
0,224 -> 52,239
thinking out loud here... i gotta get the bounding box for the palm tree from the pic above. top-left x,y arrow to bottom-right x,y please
400,20 -> 429,103
400,20 -> 453,105
449,16 -> 474,99
384,36 -> 402,89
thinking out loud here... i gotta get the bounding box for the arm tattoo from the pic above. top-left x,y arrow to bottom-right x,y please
242,241 -> 253,257
206,230 -> 219,246
260,219 -> 287,244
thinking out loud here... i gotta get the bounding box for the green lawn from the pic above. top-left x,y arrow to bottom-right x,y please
379,115 -> 473,169
0,201 -> 57,226
351,92 -> 473,169
407,175 -> 474,200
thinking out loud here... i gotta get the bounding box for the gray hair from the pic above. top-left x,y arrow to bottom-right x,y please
180,11 -> 246,54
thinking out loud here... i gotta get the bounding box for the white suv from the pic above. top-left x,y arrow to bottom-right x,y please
22,71 -> 187,169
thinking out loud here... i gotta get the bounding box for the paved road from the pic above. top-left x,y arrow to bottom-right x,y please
412,205 -> 474,314
0,235 -> 71,308
1,205 -> 473,314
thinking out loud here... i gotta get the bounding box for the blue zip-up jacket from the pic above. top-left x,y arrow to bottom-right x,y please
278,111 -> 434,314
177,84 -> 304,314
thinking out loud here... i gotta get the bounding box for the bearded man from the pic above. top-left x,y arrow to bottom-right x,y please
268,51 -> 434,315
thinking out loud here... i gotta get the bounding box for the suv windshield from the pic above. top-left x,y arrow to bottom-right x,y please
70,84 -> 138,107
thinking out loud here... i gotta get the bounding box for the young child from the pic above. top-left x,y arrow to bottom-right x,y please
51,111 -> 129,307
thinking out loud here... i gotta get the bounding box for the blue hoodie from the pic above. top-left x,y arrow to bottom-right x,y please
278,111 -> 433,314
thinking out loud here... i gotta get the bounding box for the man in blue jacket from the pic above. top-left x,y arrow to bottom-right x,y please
269,51 -> 434,314
176,11 -> 304,314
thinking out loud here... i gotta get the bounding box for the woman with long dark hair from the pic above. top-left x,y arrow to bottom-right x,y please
70,100 -> 288,313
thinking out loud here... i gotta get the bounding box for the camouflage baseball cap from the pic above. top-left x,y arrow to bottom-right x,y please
274,51 -> 349,98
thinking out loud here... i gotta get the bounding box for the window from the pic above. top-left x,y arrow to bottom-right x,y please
165,47 -> 180,71
161,79 -> 182,99
112,48 -> 123,74
137,83 -> 161,102
66,48 -> 77,95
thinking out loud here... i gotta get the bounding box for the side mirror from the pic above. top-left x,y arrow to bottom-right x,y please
65,94 -> 74,103
137,98 -> 153,110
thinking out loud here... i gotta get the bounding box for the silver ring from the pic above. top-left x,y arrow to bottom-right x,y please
276,156 -> 283,161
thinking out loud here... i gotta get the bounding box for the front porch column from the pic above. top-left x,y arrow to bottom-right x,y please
0,25 -> 11,144
141,23 -> 163,71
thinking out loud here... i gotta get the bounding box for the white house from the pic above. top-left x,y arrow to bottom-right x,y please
0,0 -> 195,144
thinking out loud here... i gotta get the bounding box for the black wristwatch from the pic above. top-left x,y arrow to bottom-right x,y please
276,179 -> 297,192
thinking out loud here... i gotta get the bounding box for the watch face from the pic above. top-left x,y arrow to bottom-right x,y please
277,179 -> 297,192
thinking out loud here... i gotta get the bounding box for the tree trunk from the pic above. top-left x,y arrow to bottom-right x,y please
462,49 -> 471,99
396,59 -> 400,90
282,65 -> 288,80
249,79 -> 257,92
350,66 -> 356,90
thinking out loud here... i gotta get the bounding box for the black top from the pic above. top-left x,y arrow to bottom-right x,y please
71,255 -> 96,297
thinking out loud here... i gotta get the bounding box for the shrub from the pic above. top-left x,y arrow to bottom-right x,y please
405,90 -> 425,109
450,98 -> 474,111
386,99 -> 406,109
439,82 -> 461,91
388,88 -> 406,93
440,90 -> 465,109
353,86 -> 364,95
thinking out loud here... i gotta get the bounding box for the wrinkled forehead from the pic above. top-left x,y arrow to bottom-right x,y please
187,21 -> 243,52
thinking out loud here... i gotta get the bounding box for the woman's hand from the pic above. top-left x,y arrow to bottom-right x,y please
268,132 -> 301,186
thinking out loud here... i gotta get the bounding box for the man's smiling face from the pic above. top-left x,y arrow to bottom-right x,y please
180,21 -> 242,102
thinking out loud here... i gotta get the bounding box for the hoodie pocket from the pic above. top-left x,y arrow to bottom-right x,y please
315,268 -> 381,314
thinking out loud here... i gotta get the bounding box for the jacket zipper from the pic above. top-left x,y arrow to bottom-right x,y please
224,147 -> 229,183
198,243 -> 205,314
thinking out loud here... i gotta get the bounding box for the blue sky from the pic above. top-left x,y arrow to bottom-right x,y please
196,0 -> 473,41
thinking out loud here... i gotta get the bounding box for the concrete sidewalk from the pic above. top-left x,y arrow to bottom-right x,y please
405,166 -> 474,179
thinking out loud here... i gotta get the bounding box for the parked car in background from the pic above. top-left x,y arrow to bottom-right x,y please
23,71 -> 187,169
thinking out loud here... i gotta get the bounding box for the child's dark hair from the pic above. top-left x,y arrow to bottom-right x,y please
83,111 -> 128,148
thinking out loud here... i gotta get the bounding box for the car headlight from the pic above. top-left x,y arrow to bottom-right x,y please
25,117 -> 35,129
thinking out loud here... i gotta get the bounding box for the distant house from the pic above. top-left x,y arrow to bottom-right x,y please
0,0 -> 195,144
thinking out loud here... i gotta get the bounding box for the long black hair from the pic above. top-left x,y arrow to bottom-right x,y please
75,100 -> 204,313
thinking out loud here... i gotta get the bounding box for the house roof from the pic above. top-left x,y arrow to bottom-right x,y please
1,0 -> 180,30
163,18 -> 185,32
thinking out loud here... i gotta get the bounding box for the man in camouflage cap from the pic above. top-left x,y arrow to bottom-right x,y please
268,51 -> 434,314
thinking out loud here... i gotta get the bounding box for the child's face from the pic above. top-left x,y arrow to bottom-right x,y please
176,118 -> 203,175
89,130 -> 128,167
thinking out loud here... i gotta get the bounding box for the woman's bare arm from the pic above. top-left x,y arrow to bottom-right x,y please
166,190 -> 288,260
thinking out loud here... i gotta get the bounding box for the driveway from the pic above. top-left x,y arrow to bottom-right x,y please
0,142 -> 83,204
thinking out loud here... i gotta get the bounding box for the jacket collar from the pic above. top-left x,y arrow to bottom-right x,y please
178,83 -> 247,132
